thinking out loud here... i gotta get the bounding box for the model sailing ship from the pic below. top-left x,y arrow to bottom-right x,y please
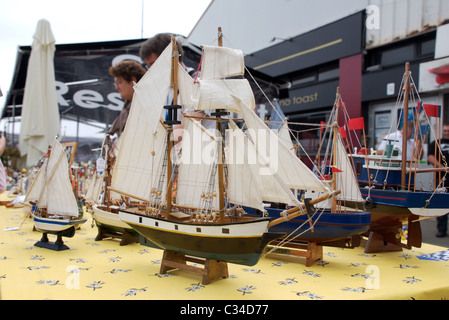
113,31 -> 338,266
260,89 -> 370,247
350,63 -> 449,251
25,138 -> 87,250
85,137 -> 139,245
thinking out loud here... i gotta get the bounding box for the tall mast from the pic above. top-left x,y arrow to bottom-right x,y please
215,27 -> 226,222
331,121 -> 338,212
331,87 -> 340,213
165,35 -> 181,214
401,62 -> 410,190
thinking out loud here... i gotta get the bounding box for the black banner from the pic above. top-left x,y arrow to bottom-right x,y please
54,48 -> 143,125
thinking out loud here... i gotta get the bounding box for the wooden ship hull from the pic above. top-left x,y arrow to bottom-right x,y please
119,210 -> 284,266
352,154 -> 449,217
88,204 -> 140,245
361,187 -> 449,217
246,207 -> 370,245
89,204 -> 138,234
343,63 -> 449,252
32,213 -> 86,235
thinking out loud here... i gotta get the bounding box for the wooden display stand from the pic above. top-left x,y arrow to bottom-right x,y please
265,240 -> 323,267
363,230 -> 403,253
94,225 -> 139,246
34,233 -> 70,251
363,219 -> 422,253
160,250 -> 229,285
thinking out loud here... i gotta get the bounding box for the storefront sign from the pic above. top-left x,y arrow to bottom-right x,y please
279,80 -> 338,113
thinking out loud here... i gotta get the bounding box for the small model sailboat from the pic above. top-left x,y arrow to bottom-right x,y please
259,90 -> 370,246
25,138 -> 87,250
349,62 -> 449,251
115,30 -> 337,267
84,137 -> 139,245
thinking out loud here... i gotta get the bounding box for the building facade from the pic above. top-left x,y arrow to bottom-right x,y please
188,0 -> 449,156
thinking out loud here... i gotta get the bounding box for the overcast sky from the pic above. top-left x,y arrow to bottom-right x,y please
0,0 -> 212,118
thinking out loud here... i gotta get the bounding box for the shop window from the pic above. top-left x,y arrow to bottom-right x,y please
318,67 -> 339,82
381,44 -> 415,67
374,110 -> 392,148
420,38 -> 435,58
291,74 -> 316,87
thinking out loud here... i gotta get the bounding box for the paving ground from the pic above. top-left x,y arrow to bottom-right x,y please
420,216 -> 449,248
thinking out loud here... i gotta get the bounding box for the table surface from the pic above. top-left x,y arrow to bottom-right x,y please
1,194 -> 448,300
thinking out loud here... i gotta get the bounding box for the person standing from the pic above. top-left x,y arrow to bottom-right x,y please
107,60 -> 146,136
427,123 -> 449,238
377,121 -> 418,160
140,33 -> 195,75
139,33 -> 215,140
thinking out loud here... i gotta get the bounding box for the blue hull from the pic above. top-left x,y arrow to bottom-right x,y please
245,207 -> 371,243
361,188 -> 449,217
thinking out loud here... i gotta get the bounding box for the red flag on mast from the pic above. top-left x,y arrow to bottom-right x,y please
339,126 -> 347,138
320,121 -> 326,132
348,117 -> 365,130
423,104 -> 440,118
332,166 -> 343,173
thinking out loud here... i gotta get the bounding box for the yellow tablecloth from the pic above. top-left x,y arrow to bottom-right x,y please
1,194 -> 448,300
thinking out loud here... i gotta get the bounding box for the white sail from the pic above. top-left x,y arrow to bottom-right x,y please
277,121 -> 294,150
178,65 -> 200,110
109,43 -> 174,203
111,118 -> 168,203
200,45 -> 245,80
176,117 -> 219,210
225,122 -> 264,211
177,45 -> 255,114
198,79 -> 255,114
334,134 -> 363,203
133,42 -> 173,134
85,171 -> 104,204
239,99 -> 327,192
45,140 -> 79,217
227,120 -> 300,208
25,140 -> 79,217
24,158 -> 47,203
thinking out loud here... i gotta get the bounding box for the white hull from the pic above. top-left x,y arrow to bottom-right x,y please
90,204 -> 130,230
32,213 -> 86,233
408,207 -> 449,217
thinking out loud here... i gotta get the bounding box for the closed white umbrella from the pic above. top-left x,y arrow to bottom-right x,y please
19,19 -> 60,167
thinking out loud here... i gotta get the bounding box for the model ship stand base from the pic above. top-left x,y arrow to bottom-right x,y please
34,227 -> 75,251
265,241 -> 323,267
94,225 -> 139,246
160,250 -> 229,285
362,216 -> 422,253
263,235 -> 362,267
